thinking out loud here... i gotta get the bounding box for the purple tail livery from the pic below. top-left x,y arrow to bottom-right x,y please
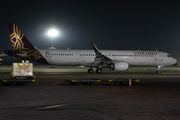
4,23 -> 48,64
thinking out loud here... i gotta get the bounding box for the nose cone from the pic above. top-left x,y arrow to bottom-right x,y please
172,57 -> 177,65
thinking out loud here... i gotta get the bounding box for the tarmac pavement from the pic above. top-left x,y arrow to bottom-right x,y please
0,66 -> 180,120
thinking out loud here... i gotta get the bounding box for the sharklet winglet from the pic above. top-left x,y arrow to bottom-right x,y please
91,42 -> 100,53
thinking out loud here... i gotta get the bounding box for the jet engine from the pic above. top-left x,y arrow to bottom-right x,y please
111,61 -> 129,71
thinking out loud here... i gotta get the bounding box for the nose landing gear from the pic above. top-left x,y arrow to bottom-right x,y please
157,70 -> 161,74
156,66 -> 161,74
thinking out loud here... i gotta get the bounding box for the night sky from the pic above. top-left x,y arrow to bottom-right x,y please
1,0 -> 180,61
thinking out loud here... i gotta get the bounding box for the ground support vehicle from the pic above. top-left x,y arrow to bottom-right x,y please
0,62 -> 36,86
109,79 -> 141,86
57,78 -> 140,86
0,77 -> 35,86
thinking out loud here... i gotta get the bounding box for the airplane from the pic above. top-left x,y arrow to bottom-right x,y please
3,23 -> 177,74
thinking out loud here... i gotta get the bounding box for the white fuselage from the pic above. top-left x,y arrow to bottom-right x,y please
38,49 -> 177,67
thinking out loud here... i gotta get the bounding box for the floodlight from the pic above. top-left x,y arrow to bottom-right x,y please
47,29 -> 59,37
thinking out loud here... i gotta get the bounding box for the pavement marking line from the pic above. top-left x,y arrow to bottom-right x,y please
38,104 -> 67,110
38,92 -> 51,98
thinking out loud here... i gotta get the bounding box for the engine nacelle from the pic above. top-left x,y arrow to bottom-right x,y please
112,62 -> 129,71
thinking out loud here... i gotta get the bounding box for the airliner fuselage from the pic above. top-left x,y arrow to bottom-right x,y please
38,49 -> 177,67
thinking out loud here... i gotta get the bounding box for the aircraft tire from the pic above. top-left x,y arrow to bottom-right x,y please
88,69 -> 94,74
96,69 -> 102,74
16,83 -> 22,86
114,81 -> 120,86
157,70 -> 161,74
23,82 -> 29,86
70,82 -> 76,85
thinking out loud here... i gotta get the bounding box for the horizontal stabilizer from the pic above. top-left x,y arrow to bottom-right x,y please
4,50 -> 27,56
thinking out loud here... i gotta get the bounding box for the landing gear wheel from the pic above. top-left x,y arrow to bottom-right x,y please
23,82 -> 29,86
114,81 -> 120,86
96,69 -> 102,74
70,82 -> 76,85
88,69 -> 94,74
157,70 -> 161,74
16,83 -> 22,86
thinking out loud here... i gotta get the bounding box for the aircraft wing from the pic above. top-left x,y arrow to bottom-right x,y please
91,42 -> 113,66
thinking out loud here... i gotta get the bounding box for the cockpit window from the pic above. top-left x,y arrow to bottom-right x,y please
167,55 -> 172,57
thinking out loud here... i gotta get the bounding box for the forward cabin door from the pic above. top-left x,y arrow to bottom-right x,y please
159,53 -> 164,61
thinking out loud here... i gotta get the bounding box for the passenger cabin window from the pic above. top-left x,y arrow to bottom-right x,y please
167,55 -> 172,57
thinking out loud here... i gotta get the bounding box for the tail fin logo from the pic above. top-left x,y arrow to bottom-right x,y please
9,24 -> 24,51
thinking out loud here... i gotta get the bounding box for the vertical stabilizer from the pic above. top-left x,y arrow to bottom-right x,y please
7,23 -> 35,51
5,24 -> 48,64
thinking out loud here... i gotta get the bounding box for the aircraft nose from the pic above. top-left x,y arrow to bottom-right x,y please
173,58 -> 177,65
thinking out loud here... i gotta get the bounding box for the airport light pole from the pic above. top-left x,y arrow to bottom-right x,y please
47,28 -> 59,49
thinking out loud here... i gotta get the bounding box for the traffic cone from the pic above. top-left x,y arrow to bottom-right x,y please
129,78 -> 132,87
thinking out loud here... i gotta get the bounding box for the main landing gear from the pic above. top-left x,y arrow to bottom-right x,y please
88,68 -> 102,74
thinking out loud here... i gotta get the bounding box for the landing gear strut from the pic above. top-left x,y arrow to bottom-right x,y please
156,66 -> 161,74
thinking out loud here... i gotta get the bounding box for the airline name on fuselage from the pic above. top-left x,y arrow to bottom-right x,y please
134,51 -> 157,55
